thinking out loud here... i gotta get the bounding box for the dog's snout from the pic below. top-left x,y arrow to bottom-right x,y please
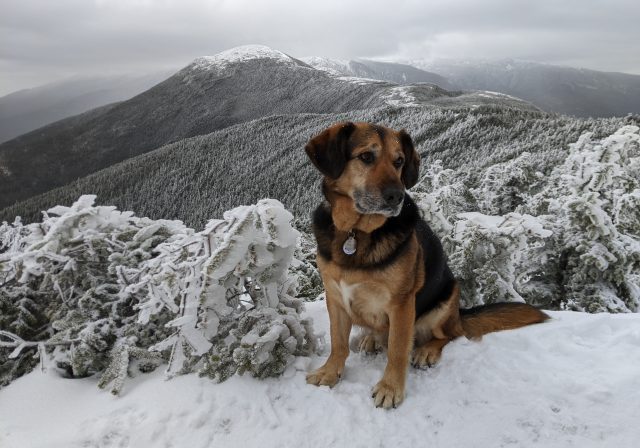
382,187 -> 404,207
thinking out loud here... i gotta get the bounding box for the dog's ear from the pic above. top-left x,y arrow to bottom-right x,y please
305,122 -> 356,179
399,129 -> 420,189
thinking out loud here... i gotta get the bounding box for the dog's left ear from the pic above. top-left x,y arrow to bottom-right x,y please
399,129 -> 420,189
305,122 -> 356,179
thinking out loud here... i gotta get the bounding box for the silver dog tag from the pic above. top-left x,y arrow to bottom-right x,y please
343,231 -> 356,255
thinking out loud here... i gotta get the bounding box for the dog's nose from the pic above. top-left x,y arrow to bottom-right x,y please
382,187 -> 404,207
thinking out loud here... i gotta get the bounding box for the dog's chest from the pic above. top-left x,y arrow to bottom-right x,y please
328,278 -> 391,330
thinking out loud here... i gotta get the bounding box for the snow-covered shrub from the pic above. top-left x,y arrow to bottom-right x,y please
525,126 -> 640,312
415,160 -> 474,223
0,196 -> 318,392
415,125 -> 640,313
130,200 -> 319,382
470,152 -> 543,216
0,197 -> 176,388
448,213 -> 551,308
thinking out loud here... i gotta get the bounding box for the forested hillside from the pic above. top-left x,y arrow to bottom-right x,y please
3,105 -> 635,229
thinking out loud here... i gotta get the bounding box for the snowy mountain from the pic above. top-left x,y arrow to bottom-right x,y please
301,56 -> 453,88
0,45 -> 383,209
409,58 -> 640,117
0,71 -> 174,144
0,45 -> 536,211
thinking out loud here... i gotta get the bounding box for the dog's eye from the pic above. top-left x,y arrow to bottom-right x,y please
393,157 -> 404,168
358,152 -> 375,164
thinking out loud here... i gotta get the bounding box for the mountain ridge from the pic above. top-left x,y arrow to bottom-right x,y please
300,57 -> 452,89
0,71 -> 175,144
407,57 -> 640,117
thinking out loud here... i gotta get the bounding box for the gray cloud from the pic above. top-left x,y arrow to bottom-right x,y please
2,0 -> 640,95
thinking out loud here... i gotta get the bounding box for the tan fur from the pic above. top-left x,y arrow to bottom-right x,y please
414,284 -> 462,344
356,330 -> 386,353
327,192 -> 387,233
411,285 -> 465,367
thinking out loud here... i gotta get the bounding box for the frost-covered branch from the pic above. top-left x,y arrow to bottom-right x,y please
0,330 -> 79,358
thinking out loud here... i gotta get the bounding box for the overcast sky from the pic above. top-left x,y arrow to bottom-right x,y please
2,0 -> 640,96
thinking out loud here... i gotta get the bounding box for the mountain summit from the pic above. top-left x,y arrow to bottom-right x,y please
190,45 -> 299,73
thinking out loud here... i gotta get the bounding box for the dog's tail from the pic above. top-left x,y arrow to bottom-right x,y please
460,302 -> 550,339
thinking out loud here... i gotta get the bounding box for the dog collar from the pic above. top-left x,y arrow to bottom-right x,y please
342,230 -> 357,255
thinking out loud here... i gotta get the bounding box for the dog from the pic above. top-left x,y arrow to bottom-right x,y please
304,122 -> 549,409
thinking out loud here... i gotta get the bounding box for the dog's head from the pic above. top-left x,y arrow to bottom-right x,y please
305,122 -> 420,217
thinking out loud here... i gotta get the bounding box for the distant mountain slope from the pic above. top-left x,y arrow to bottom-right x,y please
0,46 -> 389,209
0,45 -> 536,210
408,58 -> 640,117
0,71 -> 174,143
301,57 -> 452,88
3,104 -> 634,229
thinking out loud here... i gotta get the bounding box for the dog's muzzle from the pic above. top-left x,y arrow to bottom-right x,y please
354,188 -> 404,217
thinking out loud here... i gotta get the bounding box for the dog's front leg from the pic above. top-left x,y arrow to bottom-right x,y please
306,292 -> 352,387
372,298 -> 415,408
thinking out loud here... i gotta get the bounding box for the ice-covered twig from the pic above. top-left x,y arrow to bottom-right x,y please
0,330 -> 79,359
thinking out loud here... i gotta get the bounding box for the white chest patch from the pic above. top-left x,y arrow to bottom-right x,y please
331,280 -> 361,313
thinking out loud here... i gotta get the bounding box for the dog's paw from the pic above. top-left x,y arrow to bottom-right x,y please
306,366 -> 341,388
372,379 -> 404,409
357,334 -> 383,354
411,344 -> 442,368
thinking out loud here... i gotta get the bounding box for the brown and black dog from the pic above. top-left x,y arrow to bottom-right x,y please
304,122 -> 549,409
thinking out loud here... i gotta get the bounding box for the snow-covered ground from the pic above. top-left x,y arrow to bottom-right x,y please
1,301 -> 639,448
382,85 -> 422,107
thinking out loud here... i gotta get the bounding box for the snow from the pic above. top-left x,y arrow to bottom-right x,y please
189,45 -> 296,72
456,212 -> 553,239
299,57 -> 390,85
337,76 -> 387,85
477,90 -> 522,101
2,302 -> 640,448
382,85 -> 421,107
299,56 -> 350,76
